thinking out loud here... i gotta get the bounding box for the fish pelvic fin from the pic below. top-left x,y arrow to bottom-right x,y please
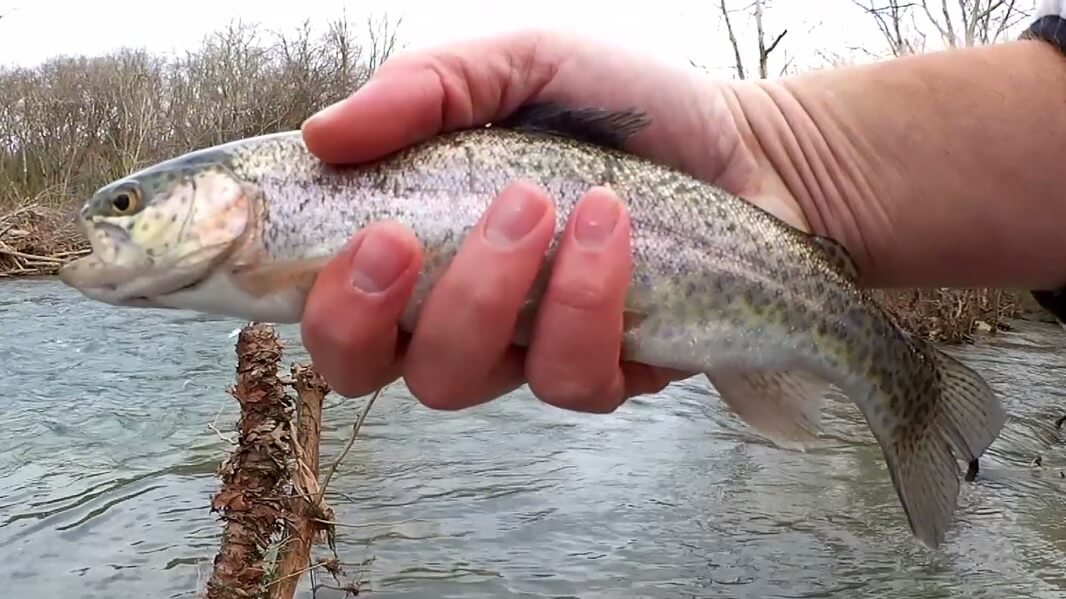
706,370 -> 832,451
876,337 -> 1007,549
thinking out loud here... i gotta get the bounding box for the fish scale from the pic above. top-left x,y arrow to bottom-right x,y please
58,103 -> 1007,550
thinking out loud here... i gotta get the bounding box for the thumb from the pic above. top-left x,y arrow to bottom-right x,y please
300,31 -> 561,164
300,221 -> 423,398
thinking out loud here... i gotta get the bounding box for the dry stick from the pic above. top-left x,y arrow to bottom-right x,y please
205,323 -> 293,599
317,387 -> 382,505
205,320 -> 381,598
270,362 -> 331,599
0,245 -> 66,264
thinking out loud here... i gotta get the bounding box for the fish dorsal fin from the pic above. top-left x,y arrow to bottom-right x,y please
493,101 -> 652,151
810,235 -> 860,281
705,369 -> 833,451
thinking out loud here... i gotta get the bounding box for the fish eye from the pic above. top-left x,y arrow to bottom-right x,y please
110,188 -> 141,215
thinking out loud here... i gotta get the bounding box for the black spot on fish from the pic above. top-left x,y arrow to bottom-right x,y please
493,101 -> 652,151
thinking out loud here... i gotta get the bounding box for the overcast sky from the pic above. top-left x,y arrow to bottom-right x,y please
0,0 -> 1035,76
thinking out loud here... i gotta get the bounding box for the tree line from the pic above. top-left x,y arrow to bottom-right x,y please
0,15 -> 402,213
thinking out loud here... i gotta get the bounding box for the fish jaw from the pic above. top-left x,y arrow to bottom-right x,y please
60,242 -> 320,323
142,267 -> 311,323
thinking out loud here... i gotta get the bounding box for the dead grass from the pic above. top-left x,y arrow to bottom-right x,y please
871,287 -> 1024,344
0,195 -> 85,277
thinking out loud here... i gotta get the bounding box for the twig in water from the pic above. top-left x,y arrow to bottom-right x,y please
317,387 -> 383,504
208,399 -> 237,445
266,560 -> 328,588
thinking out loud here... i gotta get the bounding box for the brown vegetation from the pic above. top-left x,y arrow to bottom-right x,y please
0,199 -> 85,277
872,288 -> 1023,344
0,14 -> 402,276
208,322 -> 368,598
207,323 -> 295,598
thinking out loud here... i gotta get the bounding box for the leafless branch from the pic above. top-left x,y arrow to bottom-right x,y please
719,0 -> 746,79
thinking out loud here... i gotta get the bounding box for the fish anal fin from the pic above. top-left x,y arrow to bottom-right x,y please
231,257 -> 329,299
809,235 -> 860,281
706,370 -> 831,451
494,101 -> 652,150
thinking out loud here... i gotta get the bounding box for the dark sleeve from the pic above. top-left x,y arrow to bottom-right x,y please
1023,2 -> 1066,49
1021,2 -> 1066,324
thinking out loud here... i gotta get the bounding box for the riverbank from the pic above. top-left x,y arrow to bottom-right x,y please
0,200 -> 86,278
3,200 -> 1051,345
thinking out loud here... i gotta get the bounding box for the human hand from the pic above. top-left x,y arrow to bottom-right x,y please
298,30 -> 806,412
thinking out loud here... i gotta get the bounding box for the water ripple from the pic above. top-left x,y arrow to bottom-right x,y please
0,279 -> 1064,598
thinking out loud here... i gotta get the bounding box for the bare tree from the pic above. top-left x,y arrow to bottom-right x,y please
851,0 -> 928,56
752,0 -> 788,78
701,0 -> 789,80
854,0 -> 1032,57
364,13 -> 404,74
922,0 -> 1031,46
718,0 -> 747,79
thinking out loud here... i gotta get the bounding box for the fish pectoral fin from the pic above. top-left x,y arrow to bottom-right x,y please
706,370 -> 832,451
231,257 -> 329,299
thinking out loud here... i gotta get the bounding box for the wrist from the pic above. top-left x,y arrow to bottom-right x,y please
726,41 -> 1066,290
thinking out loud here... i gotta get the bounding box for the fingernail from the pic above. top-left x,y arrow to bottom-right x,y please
483,186 -> 547,247
350,228 -> 412,293
574,190 -> 621,248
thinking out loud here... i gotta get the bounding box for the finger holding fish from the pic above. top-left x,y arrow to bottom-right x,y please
524,186 -> 632,413
300,221 -> 423,399
402,181 -> 556,410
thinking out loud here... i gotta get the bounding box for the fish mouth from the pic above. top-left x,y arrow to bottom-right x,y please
58,219 -> 209,307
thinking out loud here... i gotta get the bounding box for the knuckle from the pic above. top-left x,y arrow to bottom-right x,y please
301,312 -> 344,357
546,275 -> 614,315
528,364 -> 619,414
457,281 -> 514,322
404,369 -> 467,411
327,376 -> 373,400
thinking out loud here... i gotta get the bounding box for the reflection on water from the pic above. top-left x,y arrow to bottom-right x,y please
0,279 -> 1063,598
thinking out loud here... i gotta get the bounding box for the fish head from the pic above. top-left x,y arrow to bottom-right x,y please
58,160 -> 253,309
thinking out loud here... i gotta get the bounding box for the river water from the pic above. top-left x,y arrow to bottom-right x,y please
0,278 -> 1063,598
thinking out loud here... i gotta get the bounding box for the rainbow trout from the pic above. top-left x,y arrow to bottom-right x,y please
58,103 -> 1006,548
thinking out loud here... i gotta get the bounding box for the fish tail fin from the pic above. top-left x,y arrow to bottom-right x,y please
878,337 -> 1007,549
